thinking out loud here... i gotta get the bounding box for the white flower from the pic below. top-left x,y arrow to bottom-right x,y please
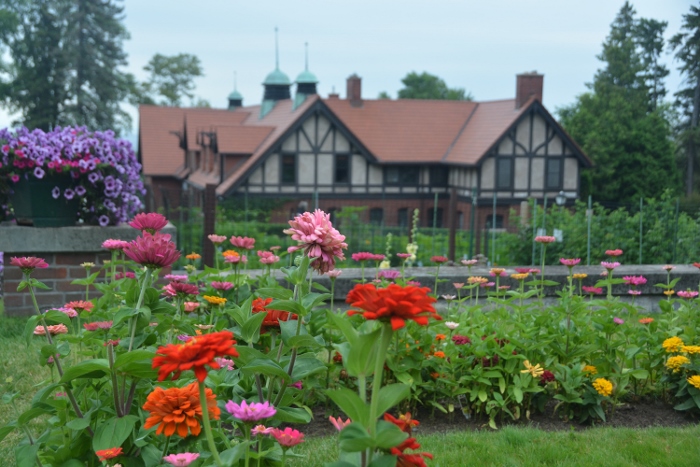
379,260 -> 391,269
445,321 -> 459,330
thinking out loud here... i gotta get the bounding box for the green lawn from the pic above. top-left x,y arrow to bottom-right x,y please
1,315 -> 699,467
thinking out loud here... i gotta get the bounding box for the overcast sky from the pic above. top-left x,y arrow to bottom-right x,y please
0,1 -> 695,140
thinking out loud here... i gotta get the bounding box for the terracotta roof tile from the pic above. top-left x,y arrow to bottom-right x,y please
184,109 -> 251,151
216,126 -> 275,154
139,105 -> 186,176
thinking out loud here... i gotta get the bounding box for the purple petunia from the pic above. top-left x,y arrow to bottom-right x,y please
33,166 -> 45,179
64,189 -> 75,200
75,185 -> 86,196
52,186 -> 61,199
98,215 -> 110,226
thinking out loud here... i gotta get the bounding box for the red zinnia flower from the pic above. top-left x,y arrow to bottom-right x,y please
10,256 -> 49,273
384,412 -> 420,435
95,447 -> 123,462
391,437 -> 433,467
143,381 -> 219,437
123,232 -> 181,269
152,330 -> 239,382
346,283 -> 439,331
129,212 -> 168,233
431,255 -> 448,264
252,297 -> 297,332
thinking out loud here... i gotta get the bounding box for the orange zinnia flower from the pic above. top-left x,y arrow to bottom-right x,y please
384,412 -> 420,435
64,300 -> 94,312
95,446 -> 122,462
222,249 -> 240,258
346,283 -> 439,331
252,297 -> 297,332
435,334 -> 446,341
152,330 -> 239,382
185,252 -> 201,260
143,381 -> 219,437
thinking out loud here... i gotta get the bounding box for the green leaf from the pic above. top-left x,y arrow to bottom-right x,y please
338,422 -> 375,452
0,422 -> 17,443
18,407 -> 47,426
368,455 -> 399,467
290,355 -> 327,381
288,334 -> 322,350
346,329 -> 381,378
15,443 -> 39,467
93,415 -> 139,451
240,359 -> 290,382
220,443 -> 249,466
23,315 -> 40,347
512,387 -> 524,404
327,310 -> 358,346
256,288 -> 293,300
274,406 -> 312,424
375,420 -> 408,450
59,359 -> 111,383
65,416 -> 92,431
376,384 -> 410,416
269,299 -> 306,316
326,388 -> 370,426
241,311 -> 267,344
301,292 -> 331,311
112,307 -> 138,327
478,389 -> 488,402
43,310 -> 72,326
673,398 -> 698,411
114,349 -> 155,369
628,369 -> 649,380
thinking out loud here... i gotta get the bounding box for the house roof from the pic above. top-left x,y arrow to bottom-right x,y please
184,109 -> 251,151
138,105 -> 186,176
216,126 -> 275,154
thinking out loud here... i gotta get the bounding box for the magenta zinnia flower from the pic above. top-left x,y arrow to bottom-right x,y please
129,212 -> 168,233
83,321 -> 113,331
431,255 -> 448,263
352,252 -> 376,262
284,209 -> 347,273
230,236 -> 256,250
623,276 -> 647,286
258,251 -> 280,264
10,256 -> 49,273
535,236 -> 556,243
211,281 -> 234,291
163,453 -> 200,467
628,290 -> 642,296
163,281 -> 199,297
377,270 -> 401,280
560,258 -> 581,267
678,290 -> 699,299
613,317 -> 624,325
225,400 -> 277,422
164,274 -> 188,282
397,253 -> 412,259
270,427 -> 304,447
123,232 -> 181,269
102,239 -> 130,250
582,286 -> 603,295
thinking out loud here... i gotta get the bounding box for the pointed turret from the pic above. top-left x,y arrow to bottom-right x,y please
294,42 -> 318,109
228,72 -> 243,110
261,27 -> 291,118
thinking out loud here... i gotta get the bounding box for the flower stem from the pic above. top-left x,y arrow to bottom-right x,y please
198,381 -> 223,467
128,268 -> 153,352
367,324 -> 393,461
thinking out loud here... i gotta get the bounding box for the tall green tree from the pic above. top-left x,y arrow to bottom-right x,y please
397,71 -> 472,100
558,2 -> 679,202
141,53 -> 204,107
670,4 -> 700,197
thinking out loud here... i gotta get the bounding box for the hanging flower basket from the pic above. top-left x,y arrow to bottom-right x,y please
11,172 -> 80,227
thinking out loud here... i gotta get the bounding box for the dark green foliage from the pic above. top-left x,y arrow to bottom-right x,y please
397,71 -> 473,101
557,2 -> 679,202
140,53 -> 205,107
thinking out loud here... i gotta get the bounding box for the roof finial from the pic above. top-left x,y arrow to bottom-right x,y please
275,27 -> 280,70
233,71 -> 237,91
305,42 -> 309,71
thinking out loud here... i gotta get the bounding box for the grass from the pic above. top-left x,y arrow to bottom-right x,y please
1,314 -> 699,467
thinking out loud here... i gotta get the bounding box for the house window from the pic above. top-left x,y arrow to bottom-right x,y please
281,154 -> 296,184
386,166 -> 420,185
486,214 -> 504,229
496,158 -> 512,189
427,208 -> 443,228
397,208 -> 409,228
545,158 -> 562,189
369,208 -> 383,225
335,154 -> 350,184
430,166 -> 449,187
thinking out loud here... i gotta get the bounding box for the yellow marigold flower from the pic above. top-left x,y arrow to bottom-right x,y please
468,276 -> 488,285
511,273 -> 529,280
583,365 -> 598,375
81,262 -> 95,268
222,250 -> 239,258
666,355 -> 690,373
572,273 -> 588,280
435,334 -> 446,341
186,252 -> 201,260
664,290 -> 675,296
521,360 -> 544,377
687,375 -> 700,389
203,295 -> 227,306
682,345 -> 700,355
592,378 -> 613,397
433,351 -> 446,359
662,336 -> 685,353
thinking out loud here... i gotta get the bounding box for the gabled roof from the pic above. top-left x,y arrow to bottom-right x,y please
138,105 -> 186,176
216,126 -> 275,154
184,109 -> 251,151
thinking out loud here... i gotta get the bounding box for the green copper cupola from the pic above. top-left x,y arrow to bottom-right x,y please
261,28 -> 291,118
294,42 -> 318,109
228,72 -> 243,110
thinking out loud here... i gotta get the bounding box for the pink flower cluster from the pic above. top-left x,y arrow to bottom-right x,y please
101,239 -> 130,250
284,209 -> 347,274
258,250 -> 280,265
208,234 -> 227,244
225,400 -> 276,422
123,232 -> 180,269
163,281 -> 199,297
623,276 -> 647,286
601,261 -> 620,270
163,453 -> 200,467
582,286 -> 603,295
678,290 -> 699,299
10,256 -> 49,272
377,270 -> 401,280
431,256 -> 449,263
211,281 -> 234,291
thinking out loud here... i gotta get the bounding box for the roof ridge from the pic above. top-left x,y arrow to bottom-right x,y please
441,103 -> 479,162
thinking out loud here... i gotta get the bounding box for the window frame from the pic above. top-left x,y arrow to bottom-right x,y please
385,166 -> 420,186
429,166 -> 449,187
280,153 -> 296,185
545,157 -> 563,190
495,157 -> 513,190
334,154 -> 351,184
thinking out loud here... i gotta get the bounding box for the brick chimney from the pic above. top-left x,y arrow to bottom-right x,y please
346,74 -> 362,107
515,72 -> 543,109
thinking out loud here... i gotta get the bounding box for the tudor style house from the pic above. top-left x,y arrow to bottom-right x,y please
138,69 -> 591,233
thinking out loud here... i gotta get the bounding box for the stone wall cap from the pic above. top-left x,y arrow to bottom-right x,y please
0,222 -> 177,253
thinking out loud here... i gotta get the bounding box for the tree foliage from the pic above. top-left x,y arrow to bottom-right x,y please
0,0 -> 133,132
397,71 -> 472,101
140,53 -> 204,107
558,2 -> 679,202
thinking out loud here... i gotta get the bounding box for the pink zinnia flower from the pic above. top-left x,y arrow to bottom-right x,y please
208,234 -> 227,244
582,286 -> 603,295
163,453 -> 200,467
123,232 -> 180,269
163,281 -> 199,297
291,381 -> 303,390
663,265 -> 676,272
560,258 -> 581,267
535,236 -> 556,243
329,416 -> 351,431
10,256 -> 49,273
431,255 -> 448,263
34,324 -> 68,335
326,269 -> 343,278
214,357 -> 235,370
377,270 -> 401,280
462,259 -> 478,266
64,300 -> 94,312
397,253 -> 412,259
284,209 -> 347,274
183,302 -> 199,313
270,246 -> 281,251
225,400 -> 277,422
406,280 -> 422,287
115,272 -> 136,280
270,427 -> 304,448
613,317 -> 624,325
628,290 -> 642,296
678,290 -> 699,299
481,282 -> 495,288
83,321 -> 113,331
102,239 -> 130,250
605,249 -> 623,256
601,261 -> 620,270
252,425 -> 274,436
230,236 -> 256,250
164,274 -> 188,282
211,281 -> 234,291
453,282 -> 465,289
528,268 -> 541,275
129,212 -> 168,233
352,252 -> 376,262
258,250 -> 280,265
53,306 -> 78,318
623,276 -> 647,286
514,267 -> 531,274
224,254 -> 247,264
445,321 -> 459,330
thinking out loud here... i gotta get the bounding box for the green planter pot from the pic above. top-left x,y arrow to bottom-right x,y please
11,173 -> 79,227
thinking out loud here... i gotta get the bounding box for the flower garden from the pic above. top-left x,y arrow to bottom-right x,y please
1,210 -> 700,467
